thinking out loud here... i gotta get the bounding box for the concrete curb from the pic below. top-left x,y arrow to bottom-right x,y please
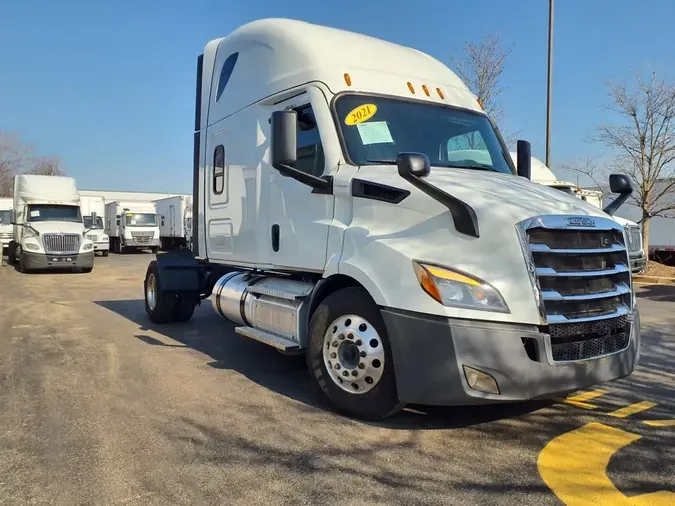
633,275 -> 675,285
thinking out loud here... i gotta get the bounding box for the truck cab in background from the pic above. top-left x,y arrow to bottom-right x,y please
80,195 -> 109,257
511,153 -> 647,274
142,19 -> 641,421
105,200 -> 160,254
0,197 -> 12,255
8,174 -> 94,273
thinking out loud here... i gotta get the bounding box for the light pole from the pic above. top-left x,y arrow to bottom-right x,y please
546,0 -> 554,168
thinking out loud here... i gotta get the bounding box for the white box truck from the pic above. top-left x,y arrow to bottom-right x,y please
8,174 -> 94,273
511,152 -> 647,274
80,194 -> 109,256
105,201 -> 160,254
0,197 -> 12,254
142,19 -> 641,420
155,195 -> 192,251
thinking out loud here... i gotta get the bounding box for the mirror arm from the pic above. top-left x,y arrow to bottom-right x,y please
603,193 -> 630,216
273,163 -> 332,193
400,172 -> 480,238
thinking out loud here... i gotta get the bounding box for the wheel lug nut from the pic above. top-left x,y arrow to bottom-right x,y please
342,371 -> 349,377
339,334 -> 345,340
330,352 -> 336,359
360,351 -> 366,358
358,363 -> 365,369
335,364 -> 341,370
355,340 -> 362,346
351,370 -> 357,377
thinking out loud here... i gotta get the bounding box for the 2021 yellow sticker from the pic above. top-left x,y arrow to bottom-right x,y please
345,104 -> 377,126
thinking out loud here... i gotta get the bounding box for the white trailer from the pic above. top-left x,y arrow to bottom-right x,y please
8,174 -> 94,273
0,197 -> 12,253
155,195 -> 193,251
80,195 -> 109,256
142,18 -> 640,421
105,200 -> 160,254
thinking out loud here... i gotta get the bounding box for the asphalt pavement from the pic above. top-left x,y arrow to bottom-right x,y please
0,253 -> 673,505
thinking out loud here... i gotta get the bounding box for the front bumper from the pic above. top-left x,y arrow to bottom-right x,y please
382,308 -> 640,406
124,238 -> 160,248
22,251 -> 94,270
93,241 -> 109,252
630,254 -> 646,273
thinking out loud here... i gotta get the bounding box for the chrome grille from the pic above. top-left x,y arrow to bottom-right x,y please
0,232 -> 11,240
131,231 -> 153,244
519,215 -> 633,362
43,233 -> 81,255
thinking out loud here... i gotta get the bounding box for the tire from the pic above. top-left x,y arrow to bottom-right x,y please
7,242 -> 17,266
172,293 -> 196,322
306,287 -> 402,420
151,247 -> 159,255
144,261 -> 175,323
81,266 -> 93,273
101,250 -> 109,257
17,253 -> 27,274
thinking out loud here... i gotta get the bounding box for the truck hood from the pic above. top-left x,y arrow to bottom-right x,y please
342,166 -> 622,325
367,167 -> 608,222
28,221 -> 85,235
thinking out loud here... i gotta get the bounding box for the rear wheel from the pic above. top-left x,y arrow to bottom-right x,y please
101,250 -> 109,257
144,261 -> 175,323
307,287 -> 402,420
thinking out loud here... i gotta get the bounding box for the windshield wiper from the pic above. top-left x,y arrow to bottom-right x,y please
440,163 -> 494,171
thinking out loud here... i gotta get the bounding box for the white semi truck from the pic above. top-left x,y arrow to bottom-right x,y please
142,19 -> 641,420
7,174 -> 94,273
80,194 -> 109,256
0,197 -> 12,254
155,195 -> 193,251
511,153 -> 647,274
105,200 -> 160,254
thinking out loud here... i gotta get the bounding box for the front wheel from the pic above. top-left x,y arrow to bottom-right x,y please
307,287 -> 402,420
144,261 -> 175,323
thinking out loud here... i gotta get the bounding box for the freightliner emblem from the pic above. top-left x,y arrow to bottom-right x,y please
565,216 -> 596,227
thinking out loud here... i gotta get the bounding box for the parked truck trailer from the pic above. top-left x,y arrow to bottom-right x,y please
80,195 -> 109,256
155,195 -> 192,251
8,174 -> 94,273
143,19 -> 640,420
105,201 -> 160,254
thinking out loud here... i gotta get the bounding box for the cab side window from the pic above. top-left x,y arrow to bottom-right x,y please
294,105 -> 325,177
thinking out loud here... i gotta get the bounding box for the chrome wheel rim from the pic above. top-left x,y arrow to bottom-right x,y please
322,314 -> 385,394
147,273 -> 157,311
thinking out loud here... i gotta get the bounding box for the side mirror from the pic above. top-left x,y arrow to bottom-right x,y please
9,209 -> 16,225
396,152 -> 431,179
271,110 -> 297,168
603,174 -> 633,216
609,174 -> 632,195
516,140 -> 531,179
91,211 -> 97,222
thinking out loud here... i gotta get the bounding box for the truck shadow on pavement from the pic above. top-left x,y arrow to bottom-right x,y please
636,284 -> 675,302
96,298 -> 553,430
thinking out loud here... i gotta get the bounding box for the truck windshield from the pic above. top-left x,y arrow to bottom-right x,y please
0,210 -> 10,224
333,94 -> 513,174
27,205 -> 82,223
84,216 -> 103,228
125,213 -> 157,227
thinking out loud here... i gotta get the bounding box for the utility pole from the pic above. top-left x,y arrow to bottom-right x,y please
546,0 -> 554,168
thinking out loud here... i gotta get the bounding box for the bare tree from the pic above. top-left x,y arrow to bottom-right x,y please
587,70 -> 675,259
450,34 -> 520,146
0,131 -> 31,197
29,155 -> 65,176
559,155 -> 612,200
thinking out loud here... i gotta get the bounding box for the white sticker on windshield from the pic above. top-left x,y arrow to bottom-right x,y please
30,210 -> 40,217
356,121 -> 394,145
130,220 -> 137,225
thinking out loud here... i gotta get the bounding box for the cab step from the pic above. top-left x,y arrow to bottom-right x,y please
234,326 -> 300,351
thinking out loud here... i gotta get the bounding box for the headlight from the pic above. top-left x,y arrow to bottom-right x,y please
82,243 -> 93,251
23,240 -> 40,251
412,261 -> 509,313
101,235 -> 108,241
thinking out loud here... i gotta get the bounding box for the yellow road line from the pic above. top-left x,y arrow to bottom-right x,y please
559,388 -> 609,410
607,401 -> 657,418
643,420 -> 675,427
538,422 -> 675,505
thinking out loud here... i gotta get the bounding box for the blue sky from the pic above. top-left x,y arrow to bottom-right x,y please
1,0 -> 674,192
